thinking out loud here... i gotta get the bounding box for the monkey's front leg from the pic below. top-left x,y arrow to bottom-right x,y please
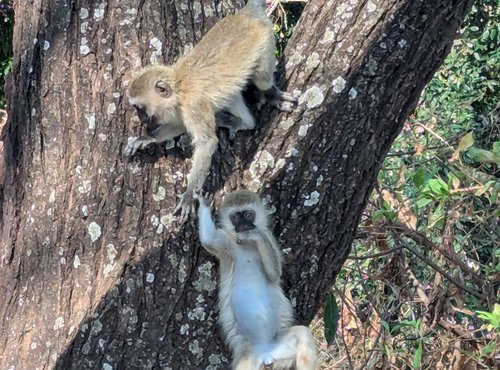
174,113 -> 219,223
124,124 -> 186,157
193,193 -> 230,251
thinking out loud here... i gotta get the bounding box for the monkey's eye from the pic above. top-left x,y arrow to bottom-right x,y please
243,211 -> 254,220
155,80 -> 171,98
230,213 -> 241,223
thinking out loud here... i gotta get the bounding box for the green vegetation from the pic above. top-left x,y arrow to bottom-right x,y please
319,1 -> 499,368
0,0 -> 13,108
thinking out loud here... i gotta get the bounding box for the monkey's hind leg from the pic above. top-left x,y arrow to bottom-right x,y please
218,93 -> 255,139
252,55 -> 296,113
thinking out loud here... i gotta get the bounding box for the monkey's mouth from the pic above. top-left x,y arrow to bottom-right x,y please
235,223 -> 255,233
144,118 -> 160,134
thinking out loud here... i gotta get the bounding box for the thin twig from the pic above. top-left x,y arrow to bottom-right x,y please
347,245 -> 405,260
393,237 -> 484,300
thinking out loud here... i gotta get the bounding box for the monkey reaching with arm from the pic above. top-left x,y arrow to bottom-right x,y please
194,190 -> 317,369
125,0 -> 296,222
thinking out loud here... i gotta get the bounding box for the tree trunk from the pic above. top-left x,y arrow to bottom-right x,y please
0,0 -> 473,369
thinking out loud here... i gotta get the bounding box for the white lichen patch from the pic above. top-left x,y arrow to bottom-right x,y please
43,41 -> 50,50
298,124 -> 312,138
94,4 -> 106,21
80,8 -> 89,19
280,117 -> 295,130
249,150 -> 275,178
180,323 -> 189,335
87,222 -> 102,242
304,191 -> 320,207
102,363 -> 113,370
367,1 -> 376,12
48,189 -> 56,203
80,44 -> 91,56
90,319 -> 103,335
188,307 -> 206,321
74,255 -> 81,269
298,86 -> 324,109
53,317 -> 65,330
160,214 -> 175,227
305,52 -> 321,71
107,103 -> 116,115
78,180 -> 92,194
178,258 -> 188,283
208,354 -> 223,368
272,158 -> 286,176
149,37 -> 163,64
193,262 -> 216,293
85,113 -> 96,129
316,175 -> 324,187
349,88 -> 358,100
153,186 -> 166,201
98,133 -> 107,141
189,339 -> 203,358
82,205 -> 89,217
146,273 -> 155,283
80,22 -> 89,34
106,244 -> 117,260
323,28 -> 335,42
332,76 -> 347,94
398,39 -> 407,48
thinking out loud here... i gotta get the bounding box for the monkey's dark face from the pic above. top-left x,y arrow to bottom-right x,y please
133,104 -> 160,134
230,209 -> 256,233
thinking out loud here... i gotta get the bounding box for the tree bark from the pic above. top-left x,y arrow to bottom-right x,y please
0,0 -> 473,369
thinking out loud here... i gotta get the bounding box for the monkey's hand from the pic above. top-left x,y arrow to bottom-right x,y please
123,136 -> 156,156
174,189 -> 197,224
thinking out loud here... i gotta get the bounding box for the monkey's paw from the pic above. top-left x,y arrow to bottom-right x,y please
124,136 -> 155,156
174,189 -> 197,224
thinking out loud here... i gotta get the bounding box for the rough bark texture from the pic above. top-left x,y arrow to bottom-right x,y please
0,0 -> 473,369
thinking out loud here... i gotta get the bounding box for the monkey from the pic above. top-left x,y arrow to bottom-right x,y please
125,0 -> 296,222
194,190 -> 317,370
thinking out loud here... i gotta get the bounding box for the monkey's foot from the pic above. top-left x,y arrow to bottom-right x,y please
174,189 -> 197,224
124,136 -> 156,156
259,354 -> 274,370
257,87 -> 297,112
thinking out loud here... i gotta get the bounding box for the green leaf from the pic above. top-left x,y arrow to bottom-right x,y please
428,202 -> 445,228
413,168 -> 427,189
323,292 -> 340,345
427,178 -> 449,196
468,147 -> 500,164
492,141 -> 500,155
412,341 -> 423,369
416,197 -> 433,209
456,132 -> 474,153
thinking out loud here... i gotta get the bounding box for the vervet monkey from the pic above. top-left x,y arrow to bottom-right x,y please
194,190 -> 317,370
125,0 -> 296,222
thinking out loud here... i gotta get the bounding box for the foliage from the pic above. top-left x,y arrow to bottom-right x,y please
318,0 -> 499,368
0,0 -> 13,108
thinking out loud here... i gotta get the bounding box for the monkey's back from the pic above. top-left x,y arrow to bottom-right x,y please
175,11 -> 274,108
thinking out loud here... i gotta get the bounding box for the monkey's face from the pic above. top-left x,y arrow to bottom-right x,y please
128,66 -> 178,133
229,209 -> 256,233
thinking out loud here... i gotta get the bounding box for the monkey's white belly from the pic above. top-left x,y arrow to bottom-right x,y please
231,251 -> 280,344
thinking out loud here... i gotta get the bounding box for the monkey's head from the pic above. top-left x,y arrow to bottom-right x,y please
217,190 -> 268,234
128,66 -> 178,133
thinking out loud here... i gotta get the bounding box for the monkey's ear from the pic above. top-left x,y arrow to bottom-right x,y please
154,80 -> 171,98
